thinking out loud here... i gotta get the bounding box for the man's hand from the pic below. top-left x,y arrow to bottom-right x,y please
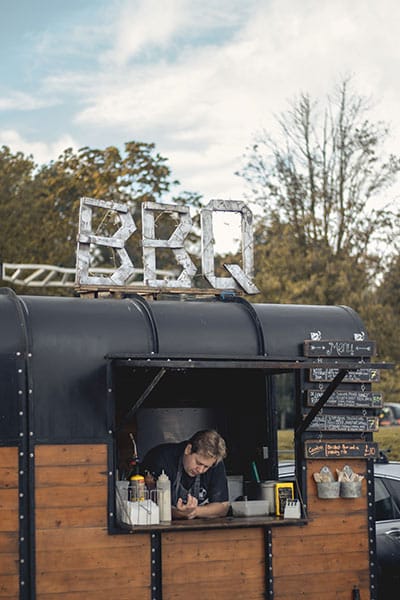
173,494 -> 199,519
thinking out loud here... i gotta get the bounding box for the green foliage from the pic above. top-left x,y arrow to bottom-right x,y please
0,142 -> 202,293
0,146 -> 37,263
239,77 -> 400,307
251,217 -> 378,309
238,77 -> 400,399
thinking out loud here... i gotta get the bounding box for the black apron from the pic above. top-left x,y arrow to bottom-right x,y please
172,456 -> 201,505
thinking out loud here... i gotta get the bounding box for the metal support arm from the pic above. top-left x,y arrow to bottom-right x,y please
295,368 -> 348,437
116,367 -> 166,431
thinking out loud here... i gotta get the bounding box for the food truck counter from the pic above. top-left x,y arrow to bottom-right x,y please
118,514 -> 308,533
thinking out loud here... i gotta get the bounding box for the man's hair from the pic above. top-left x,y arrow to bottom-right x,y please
188,429 -> 227,463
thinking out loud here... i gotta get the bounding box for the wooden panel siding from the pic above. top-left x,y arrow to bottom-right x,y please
161,528 -> 266,600
271,459 -> 371,600
32,447 -> 374,600
35,444 -> 152,600
0,447 -> 19,599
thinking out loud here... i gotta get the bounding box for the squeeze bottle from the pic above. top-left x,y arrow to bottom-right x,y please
157,470 -> 172,522
129,473 -> 145,502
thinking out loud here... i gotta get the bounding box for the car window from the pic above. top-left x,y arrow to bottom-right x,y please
374,476 -> 400,520
390,404 -> 400,419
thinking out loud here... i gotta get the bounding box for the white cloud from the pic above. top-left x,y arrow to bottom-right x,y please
0,130 -> 78,165
3,0 -> 400,217
0,90 -> 56,111
104,0 -> 189,66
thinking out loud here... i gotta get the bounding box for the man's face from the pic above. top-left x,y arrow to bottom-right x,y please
183,443 -> 216,477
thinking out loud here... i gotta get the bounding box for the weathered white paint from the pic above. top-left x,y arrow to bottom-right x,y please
76,197 -> 260,294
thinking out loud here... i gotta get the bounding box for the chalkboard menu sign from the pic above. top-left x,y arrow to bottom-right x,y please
304,339 -> 376,358
305,413 -> 379,432
304,440 -> 378,459
301,338 -> 382,443
306,389 -> 383,409
309,367 -> 380,383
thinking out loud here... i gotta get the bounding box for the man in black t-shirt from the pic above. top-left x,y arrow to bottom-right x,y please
141,429 -> 229,520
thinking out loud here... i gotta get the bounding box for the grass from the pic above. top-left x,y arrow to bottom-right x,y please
278,427 -> 400,461
374,427 -> 400,461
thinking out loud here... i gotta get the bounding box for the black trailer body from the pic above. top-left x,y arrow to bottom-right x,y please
0,287 -> 384,600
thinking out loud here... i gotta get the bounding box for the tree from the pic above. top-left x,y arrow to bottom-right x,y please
237,78 -> 400,308
245,216 -> 382,313
365,255 -> 400,404
0,146 -> 37,263
0,142 -> 202,291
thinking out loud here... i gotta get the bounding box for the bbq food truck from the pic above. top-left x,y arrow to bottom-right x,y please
0,199 -> 390,599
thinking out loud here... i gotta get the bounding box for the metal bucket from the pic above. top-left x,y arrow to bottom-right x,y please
317,481 -> 340,499
340,481 -> 362,498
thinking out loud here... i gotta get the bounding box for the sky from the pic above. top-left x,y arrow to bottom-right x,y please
2,0 -> 400,252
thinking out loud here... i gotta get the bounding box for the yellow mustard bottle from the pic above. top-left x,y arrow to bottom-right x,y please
129,474 -> 145,502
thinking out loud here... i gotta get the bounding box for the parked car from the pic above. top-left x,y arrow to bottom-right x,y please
279,458 -> 400,600
378,403 -> 400,426
374,459 -> 400,600
385,402 -> 400,425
